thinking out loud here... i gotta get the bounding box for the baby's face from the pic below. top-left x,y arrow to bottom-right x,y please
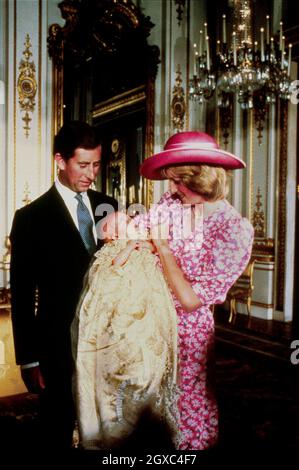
101,212 -> 129,241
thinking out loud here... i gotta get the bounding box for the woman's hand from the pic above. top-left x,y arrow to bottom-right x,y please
150,223 -> 170,251
149,223 -> 201,312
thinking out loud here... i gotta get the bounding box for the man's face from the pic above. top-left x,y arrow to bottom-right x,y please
55,146 -> 101,192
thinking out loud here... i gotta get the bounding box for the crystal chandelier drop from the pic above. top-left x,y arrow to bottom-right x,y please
189,1 -> 293,110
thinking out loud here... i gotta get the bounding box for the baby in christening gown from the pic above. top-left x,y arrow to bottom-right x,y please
73,212 -> 178,449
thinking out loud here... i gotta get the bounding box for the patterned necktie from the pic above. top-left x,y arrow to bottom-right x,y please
75,193 -> 97,255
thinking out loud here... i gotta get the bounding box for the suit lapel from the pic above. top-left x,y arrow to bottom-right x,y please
47,187 -> 114,252
47,185 -> 87,252
88,190 -> 100,219
87,190 -> 116,249
88,190 -> 116,220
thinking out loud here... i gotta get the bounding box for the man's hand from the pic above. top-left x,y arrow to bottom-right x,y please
21,365 -> 46,394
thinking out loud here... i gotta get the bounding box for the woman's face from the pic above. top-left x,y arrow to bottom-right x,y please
168,177 -> 206,204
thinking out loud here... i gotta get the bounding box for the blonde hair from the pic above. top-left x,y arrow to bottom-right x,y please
162,165 -> 230,201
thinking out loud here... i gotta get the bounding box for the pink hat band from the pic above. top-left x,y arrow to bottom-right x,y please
164,141 -> 219,150
140,131 -> 246,180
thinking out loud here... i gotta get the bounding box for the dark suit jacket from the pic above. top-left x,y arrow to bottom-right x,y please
10,185 -> 117,373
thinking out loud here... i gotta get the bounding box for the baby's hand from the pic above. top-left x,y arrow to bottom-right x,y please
136,240 -> 156,253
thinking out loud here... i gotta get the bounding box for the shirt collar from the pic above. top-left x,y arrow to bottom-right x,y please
55,177 -> 88,202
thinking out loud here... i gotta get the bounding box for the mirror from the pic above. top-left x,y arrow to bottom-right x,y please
48,0 -> 160,207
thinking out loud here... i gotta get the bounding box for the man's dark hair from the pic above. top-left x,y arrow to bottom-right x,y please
53,121 -> 101,161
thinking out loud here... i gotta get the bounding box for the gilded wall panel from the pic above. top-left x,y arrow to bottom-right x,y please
14,1 -> 40,210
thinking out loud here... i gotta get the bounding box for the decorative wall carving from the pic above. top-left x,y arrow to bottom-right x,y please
48,3 -> 78,140
171,65 -> 186,131
17,34 -> 37,138
22,182 -> 32,206
174,0 -> 186,26
251,186 -> 275,264
106,138 -> 126,202
254,95 -> 268,145
253,187 -> 266,238
218,98 -> 233,148
48,0 -> 157,74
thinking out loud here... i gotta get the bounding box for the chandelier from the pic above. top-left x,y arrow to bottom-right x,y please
189,1 -> 293,115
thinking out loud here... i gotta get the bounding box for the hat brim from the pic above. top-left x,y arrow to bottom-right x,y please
140,148 -> 246,180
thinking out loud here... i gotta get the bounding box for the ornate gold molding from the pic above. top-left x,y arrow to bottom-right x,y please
174,0 -> 186,26
48,24 -> 64,181
254,265 -> 274,271
48,1 -> 79,178
22,182 -> 32,206
218,95 -> 233,148
253,187 -> 266,238
252,237 -> 275,263
276,102 -> 288,310
91,81 -> 155,207
92,86 -> 146,120
106,138 -> 126,203
47,2 -> 79,67
17,34 -> 37,138
254,94 -> 267,145
47,1 -> 154,65
48,0 -> 158,204
236,299 -> 274,309
251,301 -> 274,309
171,65 -> 186,131
144,77 -> 155,207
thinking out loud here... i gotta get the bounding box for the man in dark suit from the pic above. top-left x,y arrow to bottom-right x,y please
10,121 -> 117,450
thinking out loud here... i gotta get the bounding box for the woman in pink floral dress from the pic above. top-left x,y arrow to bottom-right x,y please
135,131 -> 254,450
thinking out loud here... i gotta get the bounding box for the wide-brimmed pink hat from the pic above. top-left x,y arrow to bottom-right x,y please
140,131 -> 245,180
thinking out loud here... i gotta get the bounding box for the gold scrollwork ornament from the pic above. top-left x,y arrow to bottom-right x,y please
17,34 -> 37,137
171,65 -> 186,131
111,138 -> 120,155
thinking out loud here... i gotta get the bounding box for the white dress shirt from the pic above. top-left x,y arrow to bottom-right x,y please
55,178 -> 97,243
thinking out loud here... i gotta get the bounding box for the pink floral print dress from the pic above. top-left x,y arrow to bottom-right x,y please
135,191 -> 254,450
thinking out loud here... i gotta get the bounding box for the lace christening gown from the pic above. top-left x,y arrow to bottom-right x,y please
72,240 -> 178,449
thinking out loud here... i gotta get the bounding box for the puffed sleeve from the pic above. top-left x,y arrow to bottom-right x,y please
191,217 -> 254,306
